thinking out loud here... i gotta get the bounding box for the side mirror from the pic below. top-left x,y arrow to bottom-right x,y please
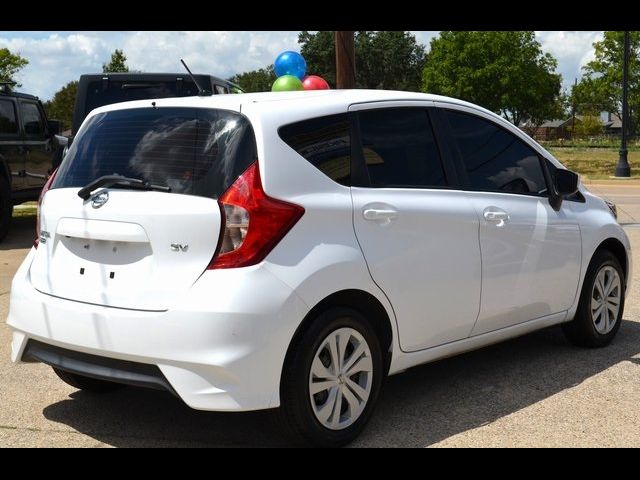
555,169 -> 579,196
548,168 -> 579,211
47,120 -> 61,136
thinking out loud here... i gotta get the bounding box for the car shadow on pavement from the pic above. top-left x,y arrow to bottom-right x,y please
1,217 -> 36,251
42,319 -> 640,447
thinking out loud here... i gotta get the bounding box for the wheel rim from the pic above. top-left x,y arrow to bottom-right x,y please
308,327 -> 373,431
591,265 -> 622,335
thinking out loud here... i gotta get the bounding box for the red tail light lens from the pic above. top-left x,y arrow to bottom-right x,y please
34,169 -> 57,248
208,162 -> 304,269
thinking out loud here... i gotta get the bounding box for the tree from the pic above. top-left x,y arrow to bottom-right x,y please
0,48 -> 29,86
299,31 -> 426,90
299,31 -> 336,86
356,31 -> 426,90
574,115 -> 604,138
102,49 -> 129,73
228,66 -> 276,92
571,31 -> 640,136
43,81 -> 78,131
422,31 -> 563,126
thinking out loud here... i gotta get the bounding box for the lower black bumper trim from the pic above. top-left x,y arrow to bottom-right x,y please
23,340 -> 178,397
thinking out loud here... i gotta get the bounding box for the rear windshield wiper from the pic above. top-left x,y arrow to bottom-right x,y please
78,175 -> 171,200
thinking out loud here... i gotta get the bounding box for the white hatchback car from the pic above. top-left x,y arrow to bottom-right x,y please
7,90 -> 631,446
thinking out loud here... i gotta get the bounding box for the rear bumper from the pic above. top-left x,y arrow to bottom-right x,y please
7,249 -> 309,411
23,339 -> 178,394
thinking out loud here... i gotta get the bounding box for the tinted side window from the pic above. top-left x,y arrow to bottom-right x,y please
279,114 -> 351,185
0,100 -> 18,135
445,110 -> 547,195
358,108 -> 446,188
20,102 -> 45,137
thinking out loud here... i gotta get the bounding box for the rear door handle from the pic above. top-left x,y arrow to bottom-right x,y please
362,206 -> 398,226
363,208 -> 398,220
483,207 -> 509,226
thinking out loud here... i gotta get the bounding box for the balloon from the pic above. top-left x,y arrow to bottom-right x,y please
271,75 -> 304,92
302,75 -> 330,90
274,51 -> 307,79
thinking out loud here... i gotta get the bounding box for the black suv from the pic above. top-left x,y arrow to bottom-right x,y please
71,73 -> 242,135
0,82 -> 64,241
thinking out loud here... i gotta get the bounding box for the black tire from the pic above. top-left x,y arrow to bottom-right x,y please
53,367 -> 125,393
0,175 -> 13,243
277,307 -> 384,447
563,249 -> 625,348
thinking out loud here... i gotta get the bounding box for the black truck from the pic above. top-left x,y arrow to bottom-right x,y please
0,72 -> 242,241
0,82 -> 65,241
70,73 -> 242,134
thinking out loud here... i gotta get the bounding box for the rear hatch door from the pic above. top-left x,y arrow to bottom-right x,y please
30,105 -> 256,311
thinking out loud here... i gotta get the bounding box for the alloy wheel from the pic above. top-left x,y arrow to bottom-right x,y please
308,327 -> 373,430
591,265 -> 621,335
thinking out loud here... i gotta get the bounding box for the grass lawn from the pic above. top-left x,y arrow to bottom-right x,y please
548,147 -> 640,180
12,202 -> 37,218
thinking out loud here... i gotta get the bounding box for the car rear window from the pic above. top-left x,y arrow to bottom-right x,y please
53,107 -> 257,199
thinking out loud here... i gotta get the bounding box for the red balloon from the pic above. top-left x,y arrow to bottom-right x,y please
302,75 -> 330,90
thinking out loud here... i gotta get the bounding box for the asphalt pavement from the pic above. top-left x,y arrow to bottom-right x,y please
2,182 -> 640,447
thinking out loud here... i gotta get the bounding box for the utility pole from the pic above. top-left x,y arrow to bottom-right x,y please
571,77 -> 577,139
616,31 -> 631,177
335,31 -> 356,89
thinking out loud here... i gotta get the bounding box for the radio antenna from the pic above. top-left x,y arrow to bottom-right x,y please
180,59 -> 212,96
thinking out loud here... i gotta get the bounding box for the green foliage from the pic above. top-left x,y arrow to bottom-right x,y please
299,31 -> 426,90
0,48 -> 29,86
574,115 -> 604,137
102,49 -> 129,73
228,66 -> 276,92
299,31 -> 336,86
422,31 -> 562,126
43,81 -> 78,131
571,31 -> 640,136
355,31 -> 426,90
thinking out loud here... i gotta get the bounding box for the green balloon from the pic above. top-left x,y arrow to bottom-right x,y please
272,75 -> 304,92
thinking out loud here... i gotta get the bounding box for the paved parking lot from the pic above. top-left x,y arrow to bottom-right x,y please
2,182 -> 640,447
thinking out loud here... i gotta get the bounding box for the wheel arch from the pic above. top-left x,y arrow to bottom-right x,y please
594,237 -> 628,284
282,289 -> 395,378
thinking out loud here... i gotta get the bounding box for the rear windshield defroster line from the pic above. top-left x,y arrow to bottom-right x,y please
53,107 -> 257,200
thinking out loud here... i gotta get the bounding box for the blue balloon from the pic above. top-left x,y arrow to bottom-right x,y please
274,51 -> 307,80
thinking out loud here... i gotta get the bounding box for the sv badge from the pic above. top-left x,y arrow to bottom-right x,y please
170,244 -> 189,252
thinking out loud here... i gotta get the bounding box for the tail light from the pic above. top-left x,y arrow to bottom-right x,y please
34,169 -> 57,248
208,162 -> 304,269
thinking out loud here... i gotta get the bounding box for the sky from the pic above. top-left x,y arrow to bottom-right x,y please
0,31 -> 604,101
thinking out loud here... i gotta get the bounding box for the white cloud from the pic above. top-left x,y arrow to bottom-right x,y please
0,31 -> 602,100
1,31 -> 299,100
121,31 -> 299,78
535,31 -> 603,90
0,32 -> 121,99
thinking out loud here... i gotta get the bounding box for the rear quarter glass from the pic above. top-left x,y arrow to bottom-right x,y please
53,107 -> 257,199
278,113 -> 351,186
